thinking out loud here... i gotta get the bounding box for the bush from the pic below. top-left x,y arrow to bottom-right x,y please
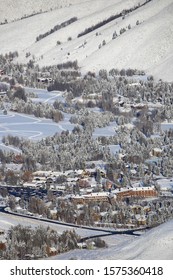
120,28 -> 126,35
94,237 -> 107,248
112,31 -> 117,39
13,87 -> 27,102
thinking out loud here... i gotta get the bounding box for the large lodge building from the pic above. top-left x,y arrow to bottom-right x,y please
71,186 -> 158,204
115,186 -> 158,200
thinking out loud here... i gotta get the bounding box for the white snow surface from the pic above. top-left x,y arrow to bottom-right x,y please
0,0 -> 87,23
49,219 -> 173,260
108,219 -> 173,260
0,111 -> 74,141
0,0 -> 173,81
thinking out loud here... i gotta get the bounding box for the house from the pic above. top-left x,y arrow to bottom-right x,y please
71,192 -> 116,204
131,186 -> 158,198
37,77 -> 53,84
77,242 -> 87,249
0,229 -> 5,235
130,205 -> 142,215
151,148 -> 163,157
32,170 -> 51,177
84,192 -> 113,202
55,184 -> 66,192
76,178 -> 90,188
33,177 -> 46,184
46,177 -> 55,184
70,195 -> 84,204
47,247 -> 57,256
135,214 -> 147,226
113,186 -> 158,200
114,188 -> 132,200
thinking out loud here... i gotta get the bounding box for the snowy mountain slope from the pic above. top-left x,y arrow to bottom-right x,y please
0,0 -> 88,23
77,0 -> 173,77
0,0 -> 173,81
108,218 -> 173,260
49,219 -> 173,260
0,0 -> 141,53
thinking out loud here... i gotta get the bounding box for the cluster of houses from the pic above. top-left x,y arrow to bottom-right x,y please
21,168 -> 160,204
37,70 -> 53,84
37,77 -> 53,84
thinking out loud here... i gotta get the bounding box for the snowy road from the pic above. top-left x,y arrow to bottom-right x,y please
0,210 -> 116,238
0,209 -> 142,238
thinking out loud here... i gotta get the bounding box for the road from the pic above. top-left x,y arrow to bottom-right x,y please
0,207 -> 146,239
0,209 -> 115,238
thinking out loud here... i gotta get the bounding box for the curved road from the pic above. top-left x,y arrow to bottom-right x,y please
0,207 -> 147,239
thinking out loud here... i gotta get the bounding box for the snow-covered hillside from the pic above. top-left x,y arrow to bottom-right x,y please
0,0 -> 173,81
109,219 -> 173,260
0,0 -> 87,23
50,219 -> 173,260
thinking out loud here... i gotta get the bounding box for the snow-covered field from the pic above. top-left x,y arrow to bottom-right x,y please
0,111 -> 119,143
0,111 -> 74,141
25,87 -> 65,104
0,0 -> 87,23
0,86 -> 118,142
93,121 -> 117,138
0,0 -> 173,81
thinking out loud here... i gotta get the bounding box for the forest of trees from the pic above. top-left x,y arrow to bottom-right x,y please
0,51 -> 173,236
0,225 -> 80,259
0,55 -> 173,180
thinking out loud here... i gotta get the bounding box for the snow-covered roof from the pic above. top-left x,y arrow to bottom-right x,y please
157,178 -> 173,190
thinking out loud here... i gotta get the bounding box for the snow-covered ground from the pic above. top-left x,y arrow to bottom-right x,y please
49,219 -> 173,260
108,144 -> 121,155
156,178 -> 173,191
0,0 -> 173,81
93,121 -> 117,138
25,87 -> 65,104
0,0 -> 87,23
0,111 -> 74,141
161,122 -> 173,131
